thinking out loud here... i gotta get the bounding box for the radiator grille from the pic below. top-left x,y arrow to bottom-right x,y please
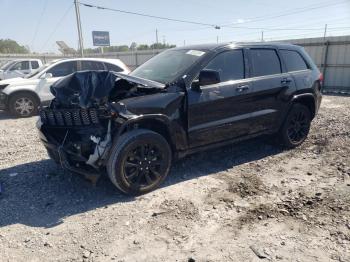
40,108 -> 100,126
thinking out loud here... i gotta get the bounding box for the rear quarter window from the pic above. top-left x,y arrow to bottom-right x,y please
81,61 -> 105,70
105,63 -> 123,72
250,49 -> 281,77
280,50 -> 308,72
31,61 -> 40,69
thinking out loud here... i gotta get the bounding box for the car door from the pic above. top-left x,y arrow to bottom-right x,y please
187,49 -> 256,147
279,49 -> 313,90
37,61 -> 78,102
247,48 -> 297,134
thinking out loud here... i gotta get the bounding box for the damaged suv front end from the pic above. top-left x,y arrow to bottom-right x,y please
37,70 -> 186,187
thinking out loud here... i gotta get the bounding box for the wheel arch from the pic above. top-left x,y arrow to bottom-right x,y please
7,89 -> 41,106
117,115 -> 177,153
291,93 -> 316,119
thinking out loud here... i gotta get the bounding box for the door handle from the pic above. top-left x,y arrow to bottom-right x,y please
281,78 -> 292,85
236,85 -> 250,92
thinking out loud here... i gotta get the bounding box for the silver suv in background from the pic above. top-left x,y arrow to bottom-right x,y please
0,58 -> 130,117
0,59 -> 43,80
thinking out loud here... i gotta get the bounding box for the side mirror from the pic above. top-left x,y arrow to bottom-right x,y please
199,69 -> 220,86
41,72 -> 53,79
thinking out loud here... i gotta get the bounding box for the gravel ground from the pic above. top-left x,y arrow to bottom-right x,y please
0,95 -> 349,262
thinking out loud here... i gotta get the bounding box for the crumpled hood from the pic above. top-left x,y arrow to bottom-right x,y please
0,77 -> 38,86
50,71 -> 165,108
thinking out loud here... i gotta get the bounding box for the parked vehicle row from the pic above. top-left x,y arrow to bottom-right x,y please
37,42 -> 322,195
0,58 -> 130,117
0,59 -> 43,80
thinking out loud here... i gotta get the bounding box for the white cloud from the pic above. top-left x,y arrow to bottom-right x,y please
234,18 -> 251,24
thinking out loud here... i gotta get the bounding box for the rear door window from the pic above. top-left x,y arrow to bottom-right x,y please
31,61 -> 40,69
280,50 -> 308,72
250,49 -> 281,77
47,61 -> 77,77
81,61 -> 105,70
204,49 -> 244,82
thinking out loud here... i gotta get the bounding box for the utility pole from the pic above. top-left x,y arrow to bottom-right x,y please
261,31 -> 264,42
323,24 -> 328,41
74,0 -> 84,57
156,29 -> 159,44
216,36 -> 219,44
183,40 -> 186,46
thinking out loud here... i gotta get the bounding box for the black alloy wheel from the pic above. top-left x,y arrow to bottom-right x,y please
107,129 -> 172,195
286,109 -> 309,144
279,103 -> 311,148
123,142 -> 165,189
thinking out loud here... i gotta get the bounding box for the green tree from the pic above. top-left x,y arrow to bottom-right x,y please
138,44 -> 149,50
0,39 -> 29,54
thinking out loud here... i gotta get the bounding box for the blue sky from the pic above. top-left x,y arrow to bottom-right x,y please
1,0 -> 349,53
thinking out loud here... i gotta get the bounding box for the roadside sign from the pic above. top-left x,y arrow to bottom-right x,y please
92,31 -> 110,46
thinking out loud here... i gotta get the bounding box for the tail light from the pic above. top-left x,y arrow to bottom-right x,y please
319,73 -> 324,85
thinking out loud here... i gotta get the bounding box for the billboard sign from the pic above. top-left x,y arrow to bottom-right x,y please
92,31 -> 110,46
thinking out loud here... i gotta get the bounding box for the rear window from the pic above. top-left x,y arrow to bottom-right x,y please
250,49 -> 281,77
31,61 -> 39,69
105,63 -> 123,72
280,50 -> 308,72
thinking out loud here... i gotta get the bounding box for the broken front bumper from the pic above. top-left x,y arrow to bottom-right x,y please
36,117 -> 109,177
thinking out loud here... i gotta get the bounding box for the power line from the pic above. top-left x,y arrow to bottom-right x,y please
40,4 -> 73,51
79,1 -> 349,33
221,0 -> 348,26
79,2 -> 221,29
31,0 -> 48,49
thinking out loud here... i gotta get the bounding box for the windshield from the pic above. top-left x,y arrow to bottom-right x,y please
1,61 -> 16,70
130,49 -> 205,84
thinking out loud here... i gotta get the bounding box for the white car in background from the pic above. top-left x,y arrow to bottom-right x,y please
0,58 -> 130,117
0,59 -> 43,80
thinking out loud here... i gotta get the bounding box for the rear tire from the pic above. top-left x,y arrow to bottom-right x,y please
278,103 -> 311,148
8,92 -> 39,118
107,129 -> 172,195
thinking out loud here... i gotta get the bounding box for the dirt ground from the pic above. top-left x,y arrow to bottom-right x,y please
0,95 -> 349,262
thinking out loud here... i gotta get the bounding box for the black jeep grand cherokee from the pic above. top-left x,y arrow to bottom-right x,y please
37,42 -> 322,194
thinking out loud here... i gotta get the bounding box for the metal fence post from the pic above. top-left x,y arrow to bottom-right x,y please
135,52 -> 138,68
322,41 -> 330,91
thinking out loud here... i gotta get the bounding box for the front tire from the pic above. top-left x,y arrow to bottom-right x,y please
278,103 -> 311,148
8,92 -> 39,118
107,129 -> 172,195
